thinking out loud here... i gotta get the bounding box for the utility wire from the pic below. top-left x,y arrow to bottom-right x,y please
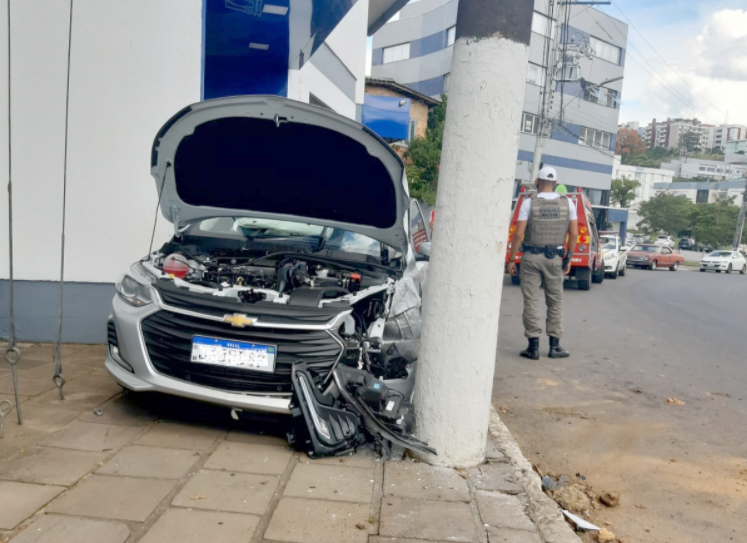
606,0 -> 725,118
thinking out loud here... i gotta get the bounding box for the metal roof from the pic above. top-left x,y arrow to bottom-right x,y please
365,78 -> 441,106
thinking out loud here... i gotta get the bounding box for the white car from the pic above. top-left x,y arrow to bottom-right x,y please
654,235 -> 675,249
699,250 -> 747,274
600,234 -> 627,278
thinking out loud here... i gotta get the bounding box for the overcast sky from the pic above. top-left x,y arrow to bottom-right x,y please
596,1 -> 747,127
366,1 -> 747,128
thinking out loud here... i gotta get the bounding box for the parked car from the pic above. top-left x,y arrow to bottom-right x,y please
105,96 -> 435,457
678,238 -> 695,250
626,244 -> 684,271
697,242 -> 714,253
654,235 -> 675,249
600,234 -> 627,278
699,250 -> 747,274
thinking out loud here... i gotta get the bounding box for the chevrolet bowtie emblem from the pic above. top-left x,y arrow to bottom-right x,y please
222,313 -> 256,328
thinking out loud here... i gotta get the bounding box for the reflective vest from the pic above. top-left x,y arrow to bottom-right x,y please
523,195 -> 570,247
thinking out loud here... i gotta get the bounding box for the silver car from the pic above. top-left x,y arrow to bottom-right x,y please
105,96 -> 430,424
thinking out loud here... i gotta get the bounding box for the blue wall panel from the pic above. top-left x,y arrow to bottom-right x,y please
407,75 -> 444,97
362,95 -> 410,140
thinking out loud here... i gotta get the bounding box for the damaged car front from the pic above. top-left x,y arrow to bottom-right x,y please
105,95 -> 434,457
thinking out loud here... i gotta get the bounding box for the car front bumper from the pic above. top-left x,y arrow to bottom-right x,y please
105,294 -> 292,415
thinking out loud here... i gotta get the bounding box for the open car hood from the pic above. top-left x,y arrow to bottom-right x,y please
151,96 -> 408,253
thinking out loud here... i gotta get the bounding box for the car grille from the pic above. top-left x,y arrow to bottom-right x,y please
141,310 -> 344,393
107,321 -> 119,348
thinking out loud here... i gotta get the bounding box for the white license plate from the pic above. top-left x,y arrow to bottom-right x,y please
190,336 -> 276,373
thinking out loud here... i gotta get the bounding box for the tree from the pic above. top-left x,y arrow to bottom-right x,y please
637,193 -> 696,235
405,96 -> 447,205
680,131 -> 702,153
610,178 -> 640,208
692,195 -> 740,247
616,128 -> 646,163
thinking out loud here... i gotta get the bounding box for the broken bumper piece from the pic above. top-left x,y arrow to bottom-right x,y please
289,362 -> 436,458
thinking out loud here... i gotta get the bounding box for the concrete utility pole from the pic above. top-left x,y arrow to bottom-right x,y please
732,189 -> 747,250
414,0 -> 534,467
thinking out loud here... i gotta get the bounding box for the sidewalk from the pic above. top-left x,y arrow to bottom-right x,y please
0,343 -> 580,543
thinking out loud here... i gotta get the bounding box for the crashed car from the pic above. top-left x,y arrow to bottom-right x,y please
105,96 -> 434,457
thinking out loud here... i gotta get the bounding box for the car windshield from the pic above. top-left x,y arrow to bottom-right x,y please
601,237 -> 616,250
709,251 -> 731,257
633,245 -> 661,253
657,236 -> 668,240
190,217 -> 401,262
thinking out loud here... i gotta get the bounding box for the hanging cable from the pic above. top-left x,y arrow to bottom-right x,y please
52,0 -> 75,400
3,0 -> 23,432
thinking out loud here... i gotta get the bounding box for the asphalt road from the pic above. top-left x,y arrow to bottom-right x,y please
493,267 -> 747,543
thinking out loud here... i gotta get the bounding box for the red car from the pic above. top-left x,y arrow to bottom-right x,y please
626,244 -> 684,271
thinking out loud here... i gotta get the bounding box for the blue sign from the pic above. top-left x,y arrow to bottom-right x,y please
362,95 -> 410,141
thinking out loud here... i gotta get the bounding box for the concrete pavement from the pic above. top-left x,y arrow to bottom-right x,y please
0,343 -> 581,543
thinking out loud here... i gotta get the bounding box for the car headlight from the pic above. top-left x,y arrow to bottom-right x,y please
604,252 -> 615,261
116,274 -> 153,307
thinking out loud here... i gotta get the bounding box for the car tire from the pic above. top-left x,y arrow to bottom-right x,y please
741,265 -> 746,275
700,268 -> 705,272
670,261 -> 679,271
650,260 -> 657,271
592,265 -> 604,284
619,266 -> 626,277
578,279 -> 591,291
716,270 -> 721,273
726,265 -> 732,274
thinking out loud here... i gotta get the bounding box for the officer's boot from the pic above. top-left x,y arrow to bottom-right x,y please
520,338 -> 540,360
548,336 -> 570,358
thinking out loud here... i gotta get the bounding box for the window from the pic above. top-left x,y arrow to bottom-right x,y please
521,112 -> 540,135
408,118 -> 418,142
383,43 -> 410,64
444,73 -> 451,94
447,26 -> 456,46
583,85 -> 618,108
578,126 -> 612,150
589,36 -> 621,64
531,12 -> 556,39
526,63 -> 546,87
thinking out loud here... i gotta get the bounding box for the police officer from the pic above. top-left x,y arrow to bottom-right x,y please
506,167 -> 578,359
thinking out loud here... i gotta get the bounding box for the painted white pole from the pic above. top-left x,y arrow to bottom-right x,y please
414,0 -> 534,467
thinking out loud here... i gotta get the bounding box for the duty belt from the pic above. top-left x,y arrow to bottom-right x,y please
522,244 -> 565,259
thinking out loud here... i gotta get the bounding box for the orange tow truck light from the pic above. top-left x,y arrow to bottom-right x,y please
579,226 -> 588,235
509,225 -> 516,233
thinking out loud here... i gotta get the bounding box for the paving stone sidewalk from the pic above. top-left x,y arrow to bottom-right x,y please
0,343 -> 580,543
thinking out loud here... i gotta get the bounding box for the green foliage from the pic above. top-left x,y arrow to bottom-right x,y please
637,193 -> 696,236
623,146 -> 678,168
638,192 -> 746,247
610,178 -> 640,208
404,96 -> 447,206
673,175 -> 712,183
680,131 -> 702,153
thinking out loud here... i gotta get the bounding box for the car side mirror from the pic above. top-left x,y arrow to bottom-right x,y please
416,242 -> 431,260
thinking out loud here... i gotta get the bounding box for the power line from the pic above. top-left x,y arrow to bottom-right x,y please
586,10 -> 715,124
607,0 -> 726,118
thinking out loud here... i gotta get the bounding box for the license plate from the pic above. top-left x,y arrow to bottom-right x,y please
190,336 -> 276,373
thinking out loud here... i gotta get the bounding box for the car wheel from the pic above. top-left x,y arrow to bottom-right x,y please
700,268 -> 705,272
716,270 -> 721,273
741,265 -> 746,275
726,264 -> 732,274
511,275 -> 521,286
650,260 -> 657,271
592,265 -> 604,284
578,279 -> 591,291
619,266 -> 626,277
670,261 -> 679,271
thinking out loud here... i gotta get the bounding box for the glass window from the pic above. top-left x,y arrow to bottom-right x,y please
583,85 -> 618,108
578,126 -> 612,150
408,118 -> 418,142
590,36 -> 621,64
447,26 -> 456,46
526,63 -> 546,87
444,73 -> 451,93
383,43 -> 410,64
531,12 -> 555,39
521,112 -> 540,135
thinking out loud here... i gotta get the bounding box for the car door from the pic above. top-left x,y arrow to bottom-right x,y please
660,247 -> 673,266
733,251 -> 745,270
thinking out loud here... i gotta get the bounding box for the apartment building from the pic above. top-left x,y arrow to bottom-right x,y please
371,0 -> 628,204
708,124 -> 747,150
642,118 -> 710,150
661,158 -> 747,181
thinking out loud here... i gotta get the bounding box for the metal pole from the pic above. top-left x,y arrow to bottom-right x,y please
414,0 -> 534,467
530,0 -> 564,181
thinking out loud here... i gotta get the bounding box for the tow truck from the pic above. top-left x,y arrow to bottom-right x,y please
506,187 -> 604,290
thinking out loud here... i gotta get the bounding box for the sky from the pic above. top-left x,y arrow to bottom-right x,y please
366,0 -> 747,128
595,0 -> 747,127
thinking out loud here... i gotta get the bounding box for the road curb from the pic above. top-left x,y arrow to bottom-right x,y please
488,407 -> 581,543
